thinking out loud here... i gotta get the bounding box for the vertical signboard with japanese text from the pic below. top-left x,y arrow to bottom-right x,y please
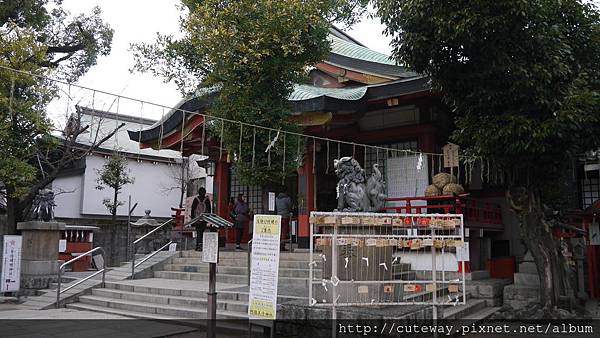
248,215 -> 281,320
1,235 -> 22,293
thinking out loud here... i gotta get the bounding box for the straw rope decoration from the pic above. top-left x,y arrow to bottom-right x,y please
0,64 -> 486,168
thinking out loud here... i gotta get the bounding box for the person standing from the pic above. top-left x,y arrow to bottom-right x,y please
233,193 -> 249,251
191,187 -> 211,251
275,186 -> 293,251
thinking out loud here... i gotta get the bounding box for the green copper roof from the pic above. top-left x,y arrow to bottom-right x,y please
289,84 -> 368,101
329,34 -> 397,66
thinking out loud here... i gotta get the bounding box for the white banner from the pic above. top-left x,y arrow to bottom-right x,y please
248,215 -> 281,320
1,235 -> 22,293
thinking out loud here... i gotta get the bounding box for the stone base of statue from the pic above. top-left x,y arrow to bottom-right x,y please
503,251 -> 541,309
17,221 -> 65,293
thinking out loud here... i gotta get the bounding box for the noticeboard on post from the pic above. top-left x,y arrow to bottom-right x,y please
248,214 -> 281,320
1,235 -> 22,293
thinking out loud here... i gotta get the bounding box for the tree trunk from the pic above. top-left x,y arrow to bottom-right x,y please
5,189 -> 22,234
507,187 -> 574,312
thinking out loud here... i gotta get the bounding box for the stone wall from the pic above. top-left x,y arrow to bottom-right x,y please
55,217 -> 174,267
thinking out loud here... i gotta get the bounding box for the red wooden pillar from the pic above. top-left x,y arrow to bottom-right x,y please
297,144 -> 315,249
214,159 -> 230,244
214,159 -> 230,218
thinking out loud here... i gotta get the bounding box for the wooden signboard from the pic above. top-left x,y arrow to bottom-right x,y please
443,143 -> 460,168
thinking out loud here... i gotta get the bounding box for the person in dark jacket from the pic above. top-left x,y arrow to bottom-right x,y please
191,187 -> 211,251
233,193 -> 249,250
275,186 -> 293,251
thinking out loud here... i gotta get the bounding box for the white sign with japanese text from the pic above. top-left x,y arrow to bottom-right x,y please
202,232 -> 219,263
248,215 -> 281,320
1,235 -> 22,293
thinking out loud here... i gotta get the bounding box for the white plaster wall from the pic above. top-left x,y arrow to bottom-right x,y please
393,252 -> 459,272
82,155 -> 182,218
53,175 -> 84,218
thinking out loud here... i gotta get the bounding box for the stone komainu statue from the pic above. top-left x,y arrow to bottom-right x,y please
32,189 -> 56,222
334,157 -> 387,212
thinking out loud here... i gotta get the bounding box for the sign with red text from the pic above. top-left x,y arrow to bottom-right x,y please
1,235 -> 22,292
248,215 -> 281,320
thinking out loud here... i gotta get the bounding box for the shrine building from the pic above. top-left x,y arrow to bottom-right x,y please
127,27 -> 526,276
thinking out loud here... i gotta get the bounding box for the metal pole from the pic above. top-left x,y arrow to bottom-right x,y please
207,228 -> 217,338
56,267 -> 62,308
127,196 -> 131,261
432,222 -> 438,338
332,220 -> 338,338
131,242 -> 135,280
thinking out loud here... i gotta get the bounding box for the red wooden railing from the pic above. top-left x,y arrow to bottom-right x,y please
382,193 -> 503,229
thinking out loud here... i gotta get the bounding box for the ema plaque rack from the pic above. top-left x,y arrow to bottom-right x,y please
308,212 -> 467,308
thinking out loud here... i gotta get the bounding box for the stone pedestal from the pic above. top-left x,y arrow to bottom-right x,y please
17,221 -> 65,291
503,251 -> 540,309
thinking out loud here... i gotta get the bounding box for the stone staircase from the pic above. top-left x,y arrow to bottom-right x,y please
65,250 -> 504,323
67,250 -> 313,319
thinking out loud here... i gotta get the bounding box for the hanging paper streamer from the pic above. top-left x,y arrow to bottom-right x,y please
416,152 -> 424,171
312,138 -> 316,174
326,140 -> 330,174
308,261 -> 317,267
361,257 -> 369,266
281,133 -> 286,184
158,107 -> 165,150
331,275 -> 340,286
201,115 -> 206,156
219,120 -> 224,160
344,257 -> 349,269
379,262 -> 388,271
267,130 -> 271,167
252,128 -> 256,167
363,145 -> 367,171
238,123 -> 243,161
319,253 -> 326,262
310,298 -> 317,306
265,129 -> 280,152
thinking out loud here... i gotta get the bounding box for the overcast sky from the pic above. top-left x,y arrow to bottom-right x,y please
48,1 -> 392,125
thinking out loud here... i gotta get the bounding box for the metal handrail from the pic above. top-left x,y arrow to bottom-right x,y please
133,218 -> 173,245
56,246 -> 106,308
131,218 -> 173,279
247,239 -> 252,286
134,241 -> 173,269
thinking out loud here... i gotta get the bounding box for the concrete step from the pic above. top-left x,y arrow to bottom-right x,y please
467,306 -> 501,320
92,288 -> 249,313
442,299 -> 487,319
391,271 -> 417,280
77,294 -> 248,319
66,302 -> 182,320
67,302 -> 263,335
103,280 -> 305,302
153,270 -> 310,288
170,257 -> 311,269
162,264 -> 320,278
180,250 -> 311,261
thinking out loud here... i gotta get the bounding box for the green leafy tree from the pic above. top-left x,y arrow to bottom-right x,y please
0,1 -> 113,232
131,0 -> 368,186
95,153 -> 134,224
375,0 -> 600,311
